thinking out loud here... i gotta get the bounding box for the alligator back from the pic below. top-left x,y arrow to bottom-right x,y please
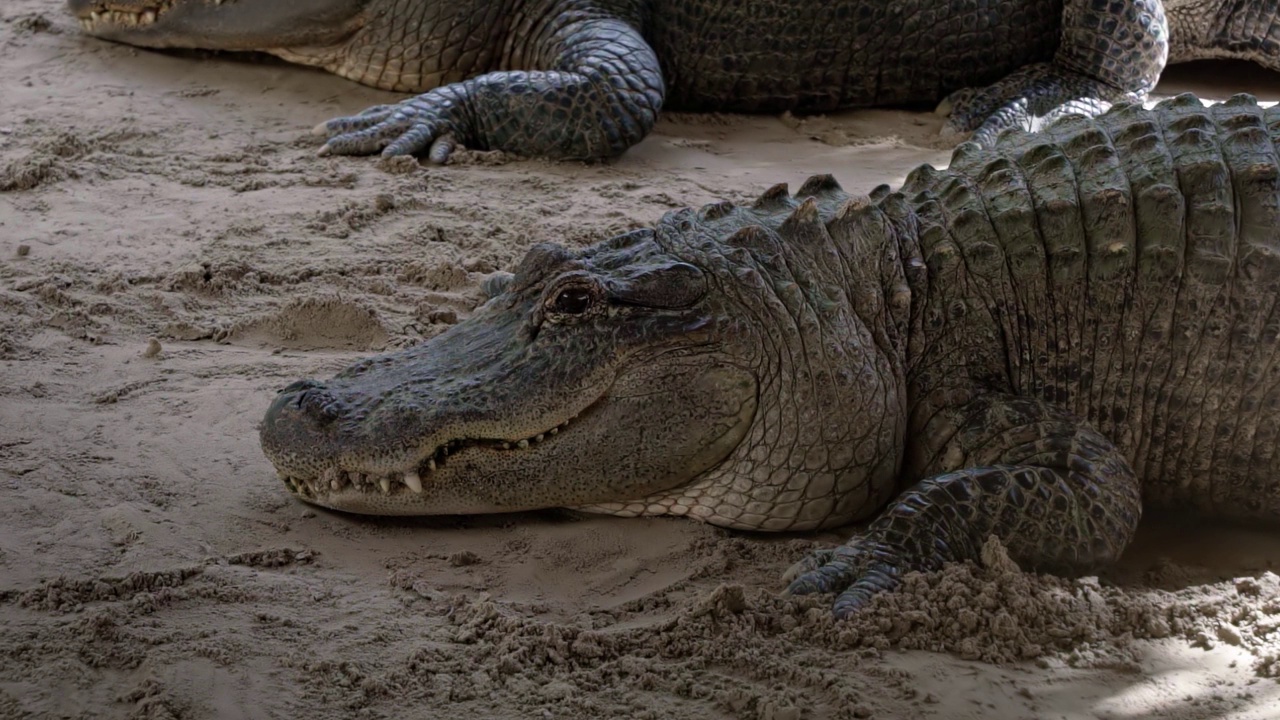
649,0 -> 1064,112
889,94 -> 1280,520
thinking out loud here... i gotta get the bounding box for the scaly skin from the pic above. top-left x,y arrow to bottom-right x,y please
70,0 -> 1175,159
1166,0 -> 1280,70
260,94 -> 1280,616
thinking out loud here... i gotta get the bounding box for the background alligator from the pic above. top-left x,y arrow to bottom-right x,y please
67,0 -> 1276,162
260,93 -> 1280,616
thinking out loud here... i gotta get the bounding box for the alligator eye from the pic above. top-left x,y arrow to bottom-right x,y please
549,286 -> 593,315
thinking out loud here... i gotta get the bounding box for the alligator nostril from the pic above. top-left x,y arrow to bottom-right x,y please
295,387 -> 343,424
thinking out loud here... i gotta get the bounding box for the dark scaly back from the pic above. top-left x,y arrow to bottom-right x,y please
882,93 -> 1280,520
648,0 -> 1065,112
657,94 -> 1280,526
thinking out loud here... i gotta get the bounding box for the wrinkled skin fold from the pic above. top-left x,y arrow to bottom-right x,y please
263,95 -> 1280,616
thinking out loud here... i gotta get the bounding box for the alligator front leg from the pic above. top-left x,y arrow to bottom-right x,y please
941,0 -> 1168,145
786,396 -> 1142,618
316,12 -> 663,163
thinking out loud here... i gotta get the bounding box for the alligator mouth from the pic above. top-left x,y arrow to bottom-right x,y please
73,1 -> 181,30
276,410 -> 586,503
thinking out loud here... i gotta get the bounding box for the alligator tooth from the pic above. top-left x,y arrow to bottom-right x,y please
403,471 -> 423,494
549,427 -> 558,435
427,458 -> 436,472
502,442 -> 511,450
330,479 -> 341,491
91,11 -> 102,21
535,434 -> 544,443
141,10 -> 156,23
379,477 -> 391,494
516,439 -> 529,449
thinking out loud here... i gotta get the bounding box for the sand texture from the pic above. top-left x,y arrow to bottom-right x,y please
4,3 -> 1280,718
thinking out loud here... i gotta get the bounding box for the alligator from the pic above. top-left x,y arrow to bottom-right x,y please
68,0 -> 1278,162
260,93 -> 1280,615
67,1 -> 1280,161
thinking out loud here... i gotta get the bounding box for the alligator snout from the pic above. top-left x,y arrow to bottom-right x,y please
260,379 -> 351,478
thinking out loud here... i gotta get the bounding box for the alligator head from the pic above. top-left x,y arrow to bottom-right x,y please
260,178 -> 909,531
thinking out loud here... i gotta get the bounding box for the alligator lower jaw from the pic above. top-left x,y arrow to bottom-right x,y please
275,412 -> 582,504
75,1 -> 176,31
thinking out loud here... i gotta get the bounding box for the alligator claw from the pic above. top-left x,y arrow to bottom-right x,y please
311,104 -> 398,137
780,548 -> 835,584
784,550 -> 857,596
317,120 -> 400,157
426,135 -> 458,164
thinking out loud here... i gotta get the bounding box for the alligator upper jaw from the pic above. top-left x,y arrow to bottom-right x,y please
275,410 -> 583,509
69,0 -> 369,51
72,1 -> 171,32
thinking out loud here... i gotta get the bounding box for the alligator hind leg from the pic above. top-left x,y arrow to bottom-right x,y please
786,396 -> 1142,618
942,0 -> 1169,145
938,63 -> 1136,144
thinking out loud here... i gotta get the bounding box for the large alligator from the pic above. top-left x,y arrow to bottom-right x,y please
68,0 -> 1277,162
261,94 -> 1280,615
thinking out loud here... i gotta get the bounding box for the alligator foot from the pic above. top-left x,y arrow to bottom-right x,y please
785,542 -> 908,619
936,63 -> 1135,146
314,15 -> 661,163
317,86 -> 467,163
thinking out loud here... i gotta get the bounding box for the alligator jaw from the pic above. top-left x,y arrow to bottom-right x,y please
73,2 -> 172,32
68,0 -> 368,52
274,409 -> 585,512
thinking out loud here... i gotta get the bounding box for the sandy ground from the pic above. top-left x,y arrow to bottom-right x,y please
4,4 -> 1280,719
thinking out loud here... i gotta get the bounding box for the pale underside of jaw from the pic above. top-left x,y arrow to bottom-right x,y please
277,412 -> 580,501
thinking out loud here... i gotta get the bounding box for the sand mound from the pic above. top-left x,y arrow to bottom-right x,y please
221,296 -> 390,351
